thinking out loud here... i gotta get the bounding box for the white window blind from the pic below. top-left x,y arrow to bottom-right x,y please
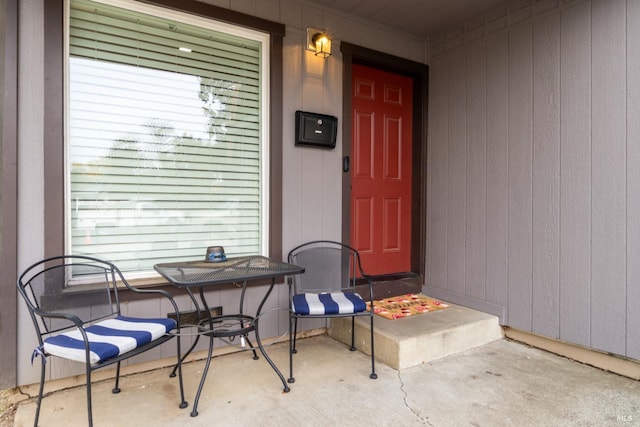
67,0 -> 266,273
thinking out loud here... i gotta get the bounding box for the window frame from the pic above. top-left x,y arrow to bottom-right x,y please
45,0 -> 285,277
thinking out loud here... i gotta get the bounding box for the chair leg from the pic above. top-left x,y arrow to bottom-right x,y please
288,315 -> 297,384
86,364 -> 94,427
291,317 -> 298,353
175,335 -> 188,409
349,316 -> 356,351
33,355 -> 46,427
369,314 -> 377,379
112,361 -> 121,394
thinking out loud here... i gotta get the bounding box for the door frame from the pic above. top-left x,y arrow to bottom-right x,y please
0,0 -> 19,390
340,42 -> 429,277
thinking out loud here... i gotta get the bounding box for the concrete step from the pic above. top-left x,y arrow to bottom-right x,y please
329,300 -> 503,370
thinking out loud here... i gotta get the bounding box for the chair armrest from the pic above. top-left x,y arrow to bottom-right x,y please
117,273 -> 181,328
32,308 -> 84,330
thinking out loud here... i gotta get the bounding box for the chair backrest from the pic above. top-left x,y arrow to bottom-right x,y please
287,241 -> 365,294
17,255 -> 123,344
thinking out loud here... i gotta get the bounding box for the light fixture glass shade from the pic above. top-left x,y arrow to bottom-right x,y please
312,33 -> 331,58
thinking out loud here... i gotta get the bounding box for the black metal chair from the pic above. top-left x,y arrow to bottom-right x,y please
287,240 -> 377,383
17,255 -> 188,427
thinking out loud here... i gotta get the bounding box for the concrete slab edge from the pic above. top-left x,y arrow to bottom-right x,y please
504,327 -> 640,380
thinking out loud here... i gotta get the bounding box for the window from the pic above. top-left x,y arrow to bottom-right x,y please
66,0 -> 271,274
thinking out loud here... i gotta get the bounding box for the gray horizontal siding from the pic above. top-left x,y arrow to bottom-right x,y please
425,0 -> 640,361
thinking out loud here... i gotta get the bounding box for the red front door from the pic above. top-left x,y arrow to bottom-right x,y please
351,64 -> 413,275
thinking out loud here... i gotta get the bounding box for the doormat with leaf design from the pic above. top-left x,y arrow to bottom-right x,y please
366,294 -> 450,320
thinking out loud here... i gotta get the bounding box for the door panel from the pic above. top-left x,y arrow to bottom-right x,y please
354,111 -> 374,179
351,64 -> 413,275
353,197 -> 374,252
382,197 -> 401,250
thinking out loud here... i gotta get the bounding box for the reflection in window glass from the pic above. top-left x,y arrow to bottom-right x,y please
68,0 -> 267,273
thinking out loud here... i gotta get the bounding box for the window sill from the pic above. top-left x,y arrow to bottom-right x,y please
118,275 -> 286,302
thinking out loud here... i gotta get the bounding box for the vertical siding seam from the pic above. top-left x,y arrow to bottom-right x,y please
446,59 -> 450,292
587,0 -> 593,353
464,48 -> 468,297
555,12 -> 561,338
483,46 -> 488,301
588,0 -> 593,349
445,57 -> 450,290
506,29 -> 511,326
529,23 -> 534,333
531,15 -> 536,334
624,0 -> 628,356
558,8 -> 563,340
483,42 -> 489,302
465,46 -> 469,297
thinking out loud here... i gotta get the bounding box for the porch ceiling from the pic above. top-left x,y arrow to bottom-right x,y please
306,0 -> 507,38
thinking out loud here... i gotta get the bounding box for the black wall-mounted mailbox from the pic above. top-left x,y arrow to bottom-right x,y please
295,110 -> 338,149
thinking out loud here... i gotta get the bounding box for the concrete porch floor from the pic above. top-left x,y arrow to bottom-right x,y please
10,333 -> 640,426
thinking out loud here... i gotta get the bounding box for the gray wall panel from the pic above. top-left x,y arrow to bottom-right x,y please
465,41 -> 488,302
627,0 -> 640,361
426,0 -> 640,360
447,50 -> 467,296
559,1 -> 591,348
507,22 -> 533,332
427,57 -> 450,290
484,32 -> 509,314
590,0 -> 627,355
532,13 -> 560,339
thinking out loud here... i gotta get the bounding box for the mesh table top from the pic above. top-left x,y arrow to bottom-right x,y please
154,256 -> 304,288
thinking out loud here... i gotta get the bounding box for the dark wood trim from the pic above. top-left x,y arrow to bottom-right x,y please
139,0 -> 285,37
269,34 -> 284,260
416,65 -> 429,277
43,0 -> 284,267
340,42 -> 429,278
341,48 -> 354,246
44,0 -> 66,259
0,0 -> 18,390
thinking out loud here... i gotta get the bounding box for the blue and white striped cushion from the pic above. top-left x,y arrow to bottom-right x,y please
43,316 -> 176,365
292,292 -> 367,315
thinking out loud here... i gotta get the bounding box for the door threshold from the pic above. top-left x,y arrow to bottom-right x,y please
356,272 -> 422,300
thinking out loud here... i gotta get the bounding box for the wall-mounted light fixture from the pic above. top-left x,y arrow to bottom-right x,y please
306,28 -> 331,58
